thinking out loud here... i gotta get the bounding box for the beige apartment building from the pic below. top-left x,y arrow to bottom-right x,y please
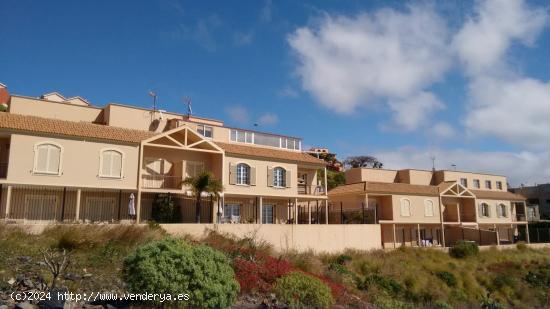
329,168 -> 530,248
0,86 -> 328,225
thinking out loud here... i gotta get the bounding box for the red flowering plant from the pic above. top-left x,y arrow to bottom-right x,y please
234,253 -> 294,294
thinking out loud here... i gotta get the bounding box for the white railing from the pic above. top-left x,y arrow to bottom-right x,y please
141,175 -> 182,190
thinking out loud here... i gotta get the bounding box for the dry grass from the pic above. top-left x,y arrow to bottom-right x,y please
0,223 -> 166,294
281,246 -> 550,308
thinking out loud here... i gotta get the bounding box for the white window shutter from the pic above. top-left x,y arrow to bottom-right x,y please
250,166 -> 256,186
48,146 -> 61,173
267,167 -> 273,187
112,152 -> 122,177
285,170 -> 291,188
102,152 -> 112,176
36,146 -> 48,172
229,163 -> 237,185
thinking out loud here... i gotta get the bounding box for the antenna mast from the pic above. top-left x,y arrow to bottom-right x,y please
183,96 -> 192,118
430,156 -> 436,172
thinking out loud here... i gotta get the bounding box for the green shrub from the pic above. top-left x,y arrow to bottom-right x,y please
335,254 -> 352,265
275,272 -> 334,309
433,300 -> 453,309
151,193 -> 181,223
449,241 -> 479,258
357,273 -> 404,296
435,271 -> 457,287
525,263 -> 550,288
123,238 -> 239,308
516,241 -> 527,251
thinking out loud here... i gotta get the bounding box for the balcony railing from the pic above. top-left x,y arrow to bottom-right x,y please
297,184 -> 325,195
141,175 -> 182,190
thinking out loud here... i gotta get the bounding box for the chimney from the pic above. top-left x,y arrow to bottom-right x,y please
0,83 -> 9,111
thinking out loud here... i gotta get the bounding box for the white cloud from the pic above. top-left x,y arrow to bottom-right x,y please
453,0 -> 550,149
387,92 -> 444,131
374,147 -> 550,186
170,14 -> 222,52
453,0 -> 548,75
278,86 -> 299,98
259,0 -> 273,23
465,77 -> 550,148
431,122 -> 456,139
225,105 -> 250,124
258,113 -> 278,126
288,4 -> 451,130
233,31 -> 254,46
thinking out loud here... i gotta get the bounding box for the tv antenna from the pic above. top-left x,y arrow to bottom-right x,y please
148,91 -> 157,111
430,156 -> 436,172
183,96 -> 192,117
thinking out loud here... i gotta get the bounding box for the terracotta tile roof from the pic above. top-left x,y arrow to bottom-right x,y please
0,112 -> 155,143
471,190 -> 526,201
328,182 -> 366,195
329,181 -> 439,196
214,142 -> 326,165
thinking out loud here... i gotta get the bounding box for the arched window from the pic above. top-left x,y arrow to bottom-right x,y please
424,199 -> 434,217
273,167 -> 286,187
236,163 -> 250,185
400,198 -> 411,217
498,203 -> 507,217
479,203 -> 490,217
100,149 -> 123,178
34,143 -> 62,175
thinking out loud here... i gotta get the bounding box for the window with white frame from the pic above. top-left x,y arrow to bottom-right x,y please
262,204 -> 274,224
460,178 -> 468,187
224,204 -> 240,223
496,181 -> 503,190
236,163 -> 250,185
230,129 -> 301,150
34,143 -> 62,175
273,167 -> 286,187
186,161 -> 204,178
424,199 -> 434,217
497,203 -> 507,217
400,198 -> 411,217
485,180 -> 492,189
100,150 -> 123,178
479,203 -> 490,217
473,179 -> 480,188
197,124 -> 213,139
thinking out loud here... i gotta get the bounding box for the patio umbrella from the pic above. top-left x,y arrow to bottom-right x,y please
128,193 -> 136,218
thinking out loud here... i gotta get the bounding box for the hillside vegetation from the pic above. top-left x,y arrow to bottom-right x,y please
0,224 -> 549,308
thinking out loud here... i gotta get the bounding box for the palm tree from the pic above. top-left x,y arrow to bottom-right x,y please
182,171 -> 224,223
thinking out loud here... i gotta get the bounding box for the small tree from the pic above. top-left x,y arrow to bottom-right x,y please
182,171 -> 223,223
152,193 -> 180,223
344,156 -> 383,169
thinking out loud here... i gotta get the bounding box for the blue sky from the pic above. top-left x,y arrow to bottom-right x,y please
1,0 -> 550,185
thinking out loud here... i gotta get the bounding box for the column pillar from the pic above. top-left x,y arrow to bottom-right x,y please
307,201 -> 311,224
439,195 -> 446,247
392,224 -> 397,249
258,196 -> 263,224
74,188 -> 81,221
456,203 -> 461,223
417,223 -> 421,247
136,191 -> 142,223
4,185 -> 12,220
524,202 -> 530,243
494,224 -> 500,246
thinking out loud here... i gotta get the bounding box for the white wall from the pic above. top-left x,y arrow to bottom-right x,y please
161,224 -> 382,253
